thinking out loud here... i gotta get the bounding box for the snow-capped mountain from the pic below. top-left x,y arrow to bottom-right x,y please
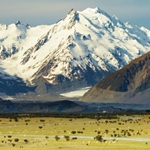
0,7 -> 150,97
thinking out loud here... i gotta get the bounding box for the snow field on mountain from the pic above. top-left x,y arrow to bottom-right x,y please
60,86 -> 91,98
0,23 -> 51,80
0,7 -> 150,86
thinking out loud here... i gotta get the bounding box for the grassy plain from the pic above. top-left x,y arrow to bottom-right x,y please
0,114 -> 150,150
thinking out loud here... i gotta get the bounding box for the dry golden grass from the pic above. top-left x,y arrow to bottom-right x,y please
0,115 -> 150,149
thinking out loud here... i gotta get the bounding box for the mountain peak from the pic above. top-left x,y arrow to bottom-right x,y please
14,20 -> 30,29
62,8 -> 79,29
0,7 -> 150,97
82,7 -> 110,18
82,7 -> 102,13
15,20 -> 21,26
68,8 -> 76,15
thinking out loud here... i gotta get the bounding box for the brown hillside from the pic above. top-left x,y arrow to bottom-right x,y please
81,51 -> 150,103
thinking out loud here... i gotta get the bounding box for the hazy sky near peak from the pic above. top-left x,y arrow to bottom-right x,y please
0,0 -> 150,29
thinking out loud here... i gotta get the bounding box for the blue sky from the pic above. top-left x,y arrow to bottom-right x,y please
0,0 -> 150,29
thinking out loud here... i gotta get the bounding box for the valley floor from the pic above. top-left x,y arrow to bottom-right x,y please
0,113 -> 150,149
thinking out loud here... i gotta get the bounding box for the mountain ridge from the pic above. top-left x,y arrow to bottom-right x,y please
81,50 -> 150,104
0,7 -> 150,98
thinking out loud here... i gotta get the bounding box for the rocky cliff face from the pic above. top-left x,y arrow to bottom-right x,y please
81,51 -> 150,104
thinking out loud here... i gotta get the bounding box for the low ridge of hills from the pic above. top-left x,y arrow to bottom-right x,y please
0,98 -> 123,113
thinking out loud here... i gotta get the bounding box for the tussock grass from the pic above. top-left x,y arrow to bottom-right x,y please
0,114 -> 150,149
